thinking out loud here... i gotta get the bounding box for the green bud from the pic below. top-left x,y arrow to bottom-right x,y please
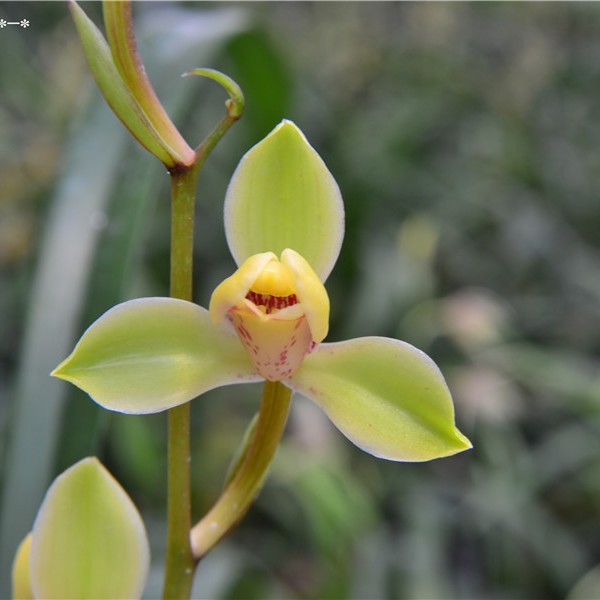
29,457 -> 149,599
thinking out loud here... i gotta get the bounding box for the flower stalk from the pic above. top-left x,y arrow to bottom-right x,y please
190,381 -> 292,559
163,165 -> 199,600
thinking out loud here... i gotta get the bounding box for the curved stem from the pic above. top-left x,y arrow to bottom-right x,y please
190,381 -> 292,559
194,112 -> 239,164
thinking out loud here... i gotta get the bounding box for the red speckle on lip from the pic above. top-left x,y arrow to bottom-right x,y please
229,297 -> 314,382
246,291 -> 298,314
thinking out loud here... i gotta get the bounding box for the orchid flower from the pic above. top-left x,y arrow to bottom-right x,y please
52,120 -> 470,463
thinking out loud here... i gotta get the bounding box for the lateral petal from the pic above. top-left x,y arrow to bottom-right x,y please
52,298 -> 261,414
286,337 -> 472,462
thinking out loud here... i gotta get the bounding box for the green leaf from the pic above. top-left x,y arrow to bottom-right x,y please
30,458 -> 149,599
52,298 -> 261,414
69,1 -> 188,167
224,120 -> 344,281
287,337 -> 472,461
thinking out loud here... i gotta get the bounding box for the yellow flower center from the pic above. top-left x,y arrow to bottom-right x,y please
209,249 -> 330,381
249,261 -> 296,296
247,260 -> 298,315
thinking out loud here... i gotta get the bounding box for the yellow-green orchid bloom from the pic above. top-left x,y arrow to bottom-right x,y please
209,249 -> 328,381
53,120 -> 471,462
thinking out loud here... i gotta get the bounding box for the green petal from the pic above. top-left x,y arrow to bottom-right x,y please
224,120 -> 344,281
52,298 -> 261,414
30,458 -> 149,599
69,1 -> 189,167
12,533 -> 33,600
287,337 -> 472,462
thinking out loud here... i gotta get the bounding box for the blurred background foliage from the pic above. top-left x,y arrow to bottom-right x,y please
1,2 -> 600,598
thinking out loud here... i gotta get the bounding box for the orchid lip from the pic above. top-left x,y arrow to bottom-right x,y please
236,299 -> 305,321
228,304 -> 313,381
210,249 -> 330,354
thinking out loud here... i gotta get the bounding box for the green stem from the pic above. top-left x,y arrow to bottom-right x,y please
189,381 -> 292,559
163,103 -> 242,599
163,165 -> 199,600
194,112 -> 239,164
